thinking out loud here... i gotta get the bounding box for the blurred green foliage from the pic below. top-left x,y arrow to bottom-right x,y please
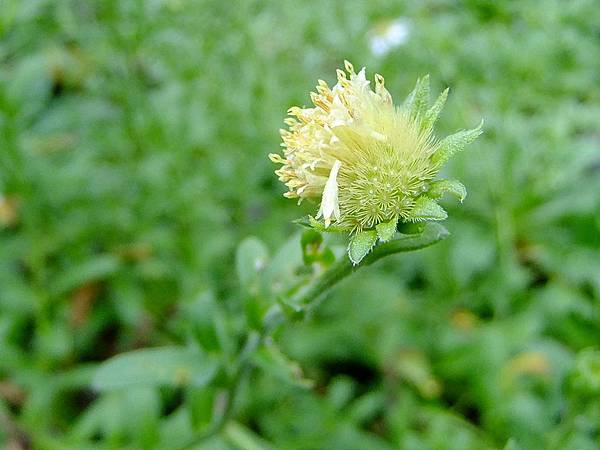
1,0 -> 600,449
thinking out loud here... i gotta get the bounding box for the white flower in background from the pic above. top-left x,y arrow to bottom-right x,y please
369,18 -> 411,57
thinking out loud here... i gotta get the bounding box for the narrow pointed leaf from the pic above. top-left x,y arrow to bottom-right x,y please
251,342 -> 313,389
224,422 -> 277,450
503,439 -> 521,450
376,218 -> 398,242
432,120 -> 484,166
404,75 -> 430,119
306,215 -> 348,233
428,179 -> 467,202
408,197 -> 448,222
292,216 -> 313,228
92,347 -> 219,391
348,230 -> 377,265
276,296 -> 305,321
236,237 -> 269,290
421,87 -> 449,132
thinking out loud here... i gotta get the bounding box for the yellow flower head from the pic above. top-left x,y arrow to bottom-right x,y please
270,61 -> 482,254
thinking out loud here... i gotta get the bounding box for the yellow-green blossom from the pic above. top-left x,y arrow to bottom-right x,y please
270,61 -> 482,261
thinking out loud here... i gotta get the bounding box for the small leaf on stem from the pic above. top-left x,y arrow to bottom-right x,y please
348,230 -> 378,265
376,218 -> 398,242
408,197 -> 448,222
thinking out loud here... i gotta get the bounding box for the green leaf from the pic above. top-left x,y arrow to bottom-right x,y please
408,197 -> 448,222
236,238 -> 269,329
52,255 -> 121,296
92,346 -> 219,391
348,230 -> 377,265
348,391 -> 386,425
292,216 -> 316,229
263,231 -> 304,296
236,237 -> 269,289
375,218 -> 398,242
431,120 -> 484,166
421,87 -> 449,132
251,342 -> 313,389
7,53 -> 52,121
327,376 -> 356,410
301,229 -> 322,264
396,221 -> 426,235
307,215 -> 349,233
224,421 -> 276,450
404,75 -> 430,119
187,387 -> 216,429
276,296 -> 305,321
301,228 -> 322,248
300,229 -> 334,266
570,348 -> 600,395
395,350 -> 441,399
428,179 -> 467,202
182,291 -> 222,352
72,387 -> 160,445
503,439 -> 522,450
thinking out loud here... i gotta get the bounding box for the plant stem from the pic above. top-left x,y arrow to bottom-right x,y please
180,223 -> 449,448
291,222 -> 450,309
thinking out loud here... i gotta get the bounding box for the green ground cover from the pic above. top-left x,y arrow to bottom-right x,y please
1,0 -> 599,448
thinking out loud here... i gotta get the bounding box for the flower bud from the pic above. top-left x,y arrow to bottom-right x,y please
270,62 -> 482,262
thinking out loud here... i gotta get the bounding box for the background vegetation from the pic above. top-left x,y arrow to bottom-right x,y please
1,0 -> 599,449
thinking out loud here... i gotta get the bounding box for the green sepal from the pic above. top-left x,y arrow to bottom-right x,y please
376,217 -> 398,242
404,75 -> 430,119
348,229 -> 378,265
421,87 -> 449,132
408,197 -> 448,222
431,120 -> 484,166
428,179 -> 467,202
293,215 -> 349,233
396,221 -> 426,235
